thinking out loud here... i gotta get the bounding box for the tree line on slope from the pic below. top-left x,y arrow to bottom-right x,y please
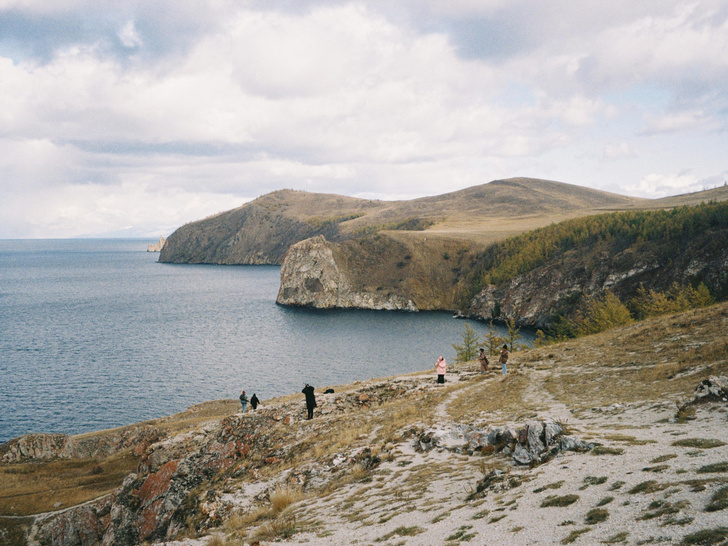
467,200 -> 728,297
453,281 -> 716,362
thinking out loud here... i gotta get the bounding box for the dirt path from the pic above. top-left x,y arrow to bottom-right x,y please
521,367 -> 575,423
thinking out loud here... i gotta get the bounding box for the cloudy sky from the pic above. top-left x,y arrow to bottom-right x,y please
1,0 -> 727,238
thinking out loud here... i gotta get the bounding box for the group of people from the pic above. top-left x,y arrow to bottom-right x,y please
239,384 -> 320,420
238,391 -> 260,413
478,345 -> 509,375
435,344 -> 510,384
240,346 -> 511,417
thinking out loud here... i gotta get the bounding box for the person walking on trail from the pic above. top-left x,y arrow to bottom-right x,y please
478,348 -> 489,374
250,393 -> 260,410
239,390 -> 249,413
435,356 -> 447,384
302,384 -> 317,419
499,345 -> 509,375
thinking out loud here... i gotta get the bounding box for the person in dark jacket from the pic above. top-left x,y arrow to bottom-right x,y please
302,384 -> 317,419
239,390 -> 248,413
250,393 -> 260,410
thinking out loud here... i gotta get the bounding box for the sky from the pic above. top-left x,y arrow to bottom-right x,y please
1,1 -> 727,238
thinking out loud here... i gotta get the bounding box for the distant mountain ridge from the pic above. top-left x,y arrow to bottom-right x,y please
159,178 -> 648,265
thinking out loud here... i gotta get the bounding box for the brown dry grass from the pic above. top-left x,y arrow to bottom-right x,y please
0,399 -> 243,519
0,453 -> 138,516
447,371 -> 535,424
539,304 -> 728,409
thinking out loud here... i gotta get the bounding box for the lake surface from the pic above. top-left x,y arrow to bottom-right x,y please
0,239 -> 519,443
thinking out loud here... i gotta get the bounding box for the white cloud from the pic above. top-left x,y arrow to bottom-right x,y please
625,172 -> 703,198
642,110 -> 709,134
0,179 -> 246,238
603,141 -> 633,160
118,21 -> 143,49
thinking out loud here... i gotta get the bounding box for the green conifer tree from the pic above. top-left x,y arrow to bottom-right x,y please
452,323 -> 480,363
505,316 -> 522,351
482,320 -> 504,356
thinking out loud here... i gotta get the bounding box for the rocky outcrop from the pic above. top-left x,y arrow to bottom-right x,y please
276,235 -> 418,311
676,376 -> 728,416
146,236 -> 166,252
1,426 -> 163,463
26,381 -> 427,545
158,189 -> 381,265
415,418 -> 593,466
159,202 -> 320,265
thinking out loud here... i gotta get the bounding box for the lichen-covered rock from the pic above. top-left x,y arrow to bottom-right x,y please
1,433 -> 70,463
674,376 -> 728,422
423,418 -> 586,466
691,376 -> 728,403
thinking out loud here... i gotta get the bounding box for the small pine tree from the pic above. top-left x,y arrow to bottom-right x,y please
505,316 -> 522,351
687,282 -> 714,308
452,323 -> 480,363
533,329 -> 549,347
482,320 -> 504,356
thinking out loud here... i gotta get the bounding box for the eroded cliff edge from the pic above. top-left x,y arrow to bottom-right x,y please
276,233 -> 479,311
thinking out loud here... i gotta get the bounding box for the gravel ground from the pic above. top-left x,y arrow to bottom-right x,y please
168,371 -> 728,546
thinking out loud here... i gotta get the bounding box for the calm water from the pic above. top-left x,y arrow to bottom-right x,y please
0,239 -> 516,443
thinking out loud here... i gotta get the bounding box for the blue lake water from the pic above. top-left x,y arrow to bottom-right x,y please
0,239 -> 518,444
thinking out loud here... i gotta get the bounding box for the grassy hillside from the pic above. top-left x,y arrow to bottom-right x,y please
160,178 -> 652,264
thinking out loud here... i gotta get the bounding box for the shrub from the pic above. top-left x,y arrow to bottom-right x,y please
705,486 -> 728,512
585,508 -> 609,524
697,462 -> 728,473
672,438 -> 726,449
269,485 -> 303,514
541,494 -> 579,507
681,527 -> 728,545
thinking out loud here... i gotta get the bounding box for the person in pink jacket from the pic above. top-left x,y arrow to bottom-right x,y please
435,356 -> 447,384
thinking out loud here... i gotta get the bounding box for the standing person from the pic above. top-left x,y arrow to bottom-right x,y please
250,393 -> 260,410
499,345 -> 509,375
478,348 -> 489,374
435,356 -> 447,384
302,384 -> 317,419
239,390 -> 249,413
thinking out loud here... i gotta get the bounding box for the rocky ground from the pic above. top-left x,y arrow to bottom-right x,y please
159,375 -> 728,546
1,303 -> 727,546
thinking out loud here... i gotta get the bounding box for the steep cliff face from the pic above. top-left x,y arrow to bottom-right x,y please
276,236 -> 418,311
466,229 -> 728,328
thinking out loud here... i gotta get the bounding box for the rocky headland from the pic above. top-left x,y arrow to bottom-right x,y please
147,237 -> 166,253
2,302 -> 727,545
159,179 -> 728,327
